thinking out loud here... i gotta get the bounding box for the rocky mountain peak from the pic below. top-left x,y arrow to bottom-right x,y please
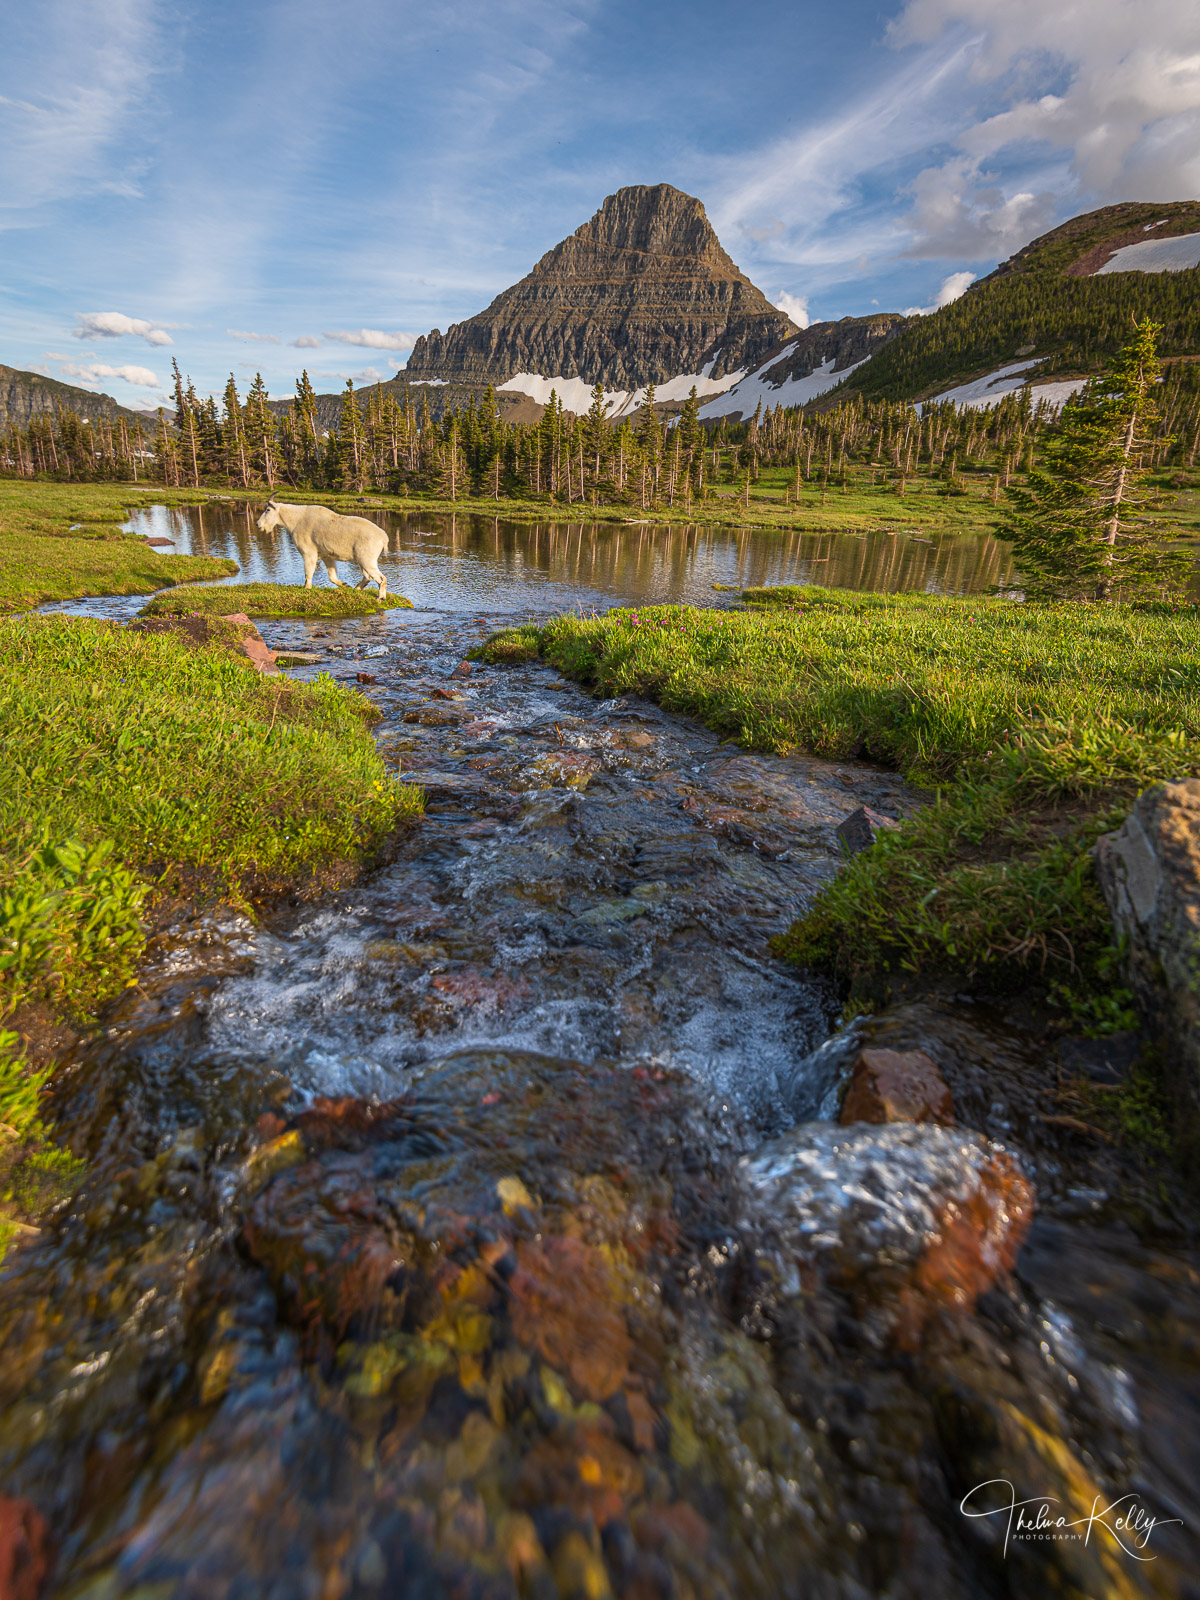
403,184 -> 797,391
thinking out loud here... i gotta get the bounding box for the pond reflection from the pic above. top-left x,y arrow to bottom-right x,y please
123,501 -> 1016,610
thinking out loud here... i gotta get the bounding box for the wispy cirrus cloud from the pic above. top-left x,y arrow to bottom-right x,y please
290,335 -> 322,348
227,328 -> 281,343
323,328 -> 417,351
73,311 -> 174,346
0,0 -> 171,223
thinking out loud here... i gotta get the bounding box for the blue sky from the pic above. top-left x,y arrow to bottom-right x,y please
2,0 -> 1197,409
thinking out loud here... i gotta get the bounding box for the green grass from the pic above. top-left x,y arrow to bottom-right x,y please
0,1028 -> 83,1262
1,615 -> 423,1023
140,582 -> 412,617
0,614 -> 424,1257
0,479 -> 238,612
480,591 -> 1200,1013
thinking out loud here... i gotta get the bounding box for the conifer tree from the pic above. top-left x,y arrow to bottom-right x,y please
335,380 -> 367,491
291,371 -> 321,484
222,376 -> 249,487
585,382 -> 610,486
244,374 -> 277,488
1000,322 -> 1188,601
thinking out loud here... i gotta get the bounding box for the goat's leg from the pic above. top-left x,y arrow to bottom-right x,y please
361,559 -> 387,601
325,562 -> 345,587
302,552 -> 318,589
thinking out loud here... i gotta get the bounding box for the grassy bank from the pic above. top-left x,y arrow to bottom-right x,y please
480,591 -> 1200,1024
141,583 -> 412,617
0,479 -> 238,612
0,614 -> 423,1255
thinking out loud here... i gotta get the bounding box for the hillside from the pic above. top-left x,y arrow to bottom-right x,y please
699,313 -> 908,420
844,201 -> 1200,405
0,364 -> 148,429
403,183 -> 798,390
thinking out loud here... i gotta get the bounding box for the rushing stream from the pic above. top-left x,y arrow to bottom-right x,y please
6,510 -> 1199,1597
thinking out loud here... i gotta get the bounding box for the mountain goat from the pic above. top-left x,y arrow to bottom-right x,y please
256,500 -> 390,599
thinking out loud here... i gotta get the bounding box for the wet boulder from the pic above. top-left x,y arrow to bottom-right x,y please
840,1047 -> 954,1126
1095,780 -> 1200,1109
742,1122 -> 1033,1346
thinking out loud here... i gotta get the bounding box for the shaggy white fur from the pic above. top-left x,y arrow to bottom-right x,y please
256,500 -> 390,599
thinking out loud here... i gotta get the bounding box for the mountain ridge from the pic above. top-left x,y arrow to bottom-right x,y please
403,183 -> 799,390
0,364 -> 151,430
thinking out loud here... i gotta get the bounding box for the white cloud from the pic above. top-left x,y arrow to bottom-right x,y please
323,328 -> 417,351
290,334 -> 322,348
227,328 -> 280,343
774,292 -> 810,329
58,359 -> 163,389
73,311 -> 173,346
892,0 -> 1200,255
314,366 -> 389,386
904,269 -> 978,315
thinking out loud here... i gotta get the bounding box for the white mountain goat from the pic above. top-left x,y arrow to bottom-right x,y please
255,500 -> 390,599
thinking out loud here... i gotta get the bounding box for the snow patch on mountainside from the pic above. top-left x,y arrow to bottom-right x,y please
1094,232 -> 1200,275
697,351 -> 861,420
929,360 -> 1087,412
497,365 -> 745,419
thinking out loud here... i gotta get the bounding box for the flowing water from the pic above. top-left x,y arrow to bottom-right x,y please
7,510 -> 1200,1598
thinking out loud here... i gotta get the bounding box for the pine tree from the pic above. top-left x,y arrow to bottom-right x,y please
334,380 -> 366,491
222,376 -> 248,486
1000,322 -> 1189,601
291,370 -> 321,484
585,382 -> 610,487
244,374 -> 277,488
172,359 -> 201,486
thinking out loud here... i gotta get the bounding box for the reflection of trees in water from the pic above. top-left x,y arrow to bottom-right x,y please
375,511 -> 1013,598
133,504 -> 1015,599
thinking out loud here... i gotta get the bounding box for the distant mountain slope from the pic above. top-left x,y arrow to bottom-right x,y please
845,202 -> 1200,405
699,314 -> 907,420
0,364 -> 148,428
403,183 -> 798,390
980,201 -> 1200,281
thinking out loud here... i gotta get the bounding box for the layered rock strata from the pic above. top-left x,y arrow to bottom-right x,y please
403,184 -> 798,389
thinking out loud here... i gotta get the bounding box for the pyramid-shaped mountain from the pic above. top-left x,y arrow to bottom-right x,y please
403,184 -> 799,390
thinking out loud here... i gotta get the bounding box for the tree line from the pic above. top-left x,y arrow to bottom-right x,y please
2,351 -> 1198,512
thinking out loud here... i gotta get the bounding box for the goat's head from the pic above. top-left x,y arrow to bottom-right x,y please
256,499 -> 284,535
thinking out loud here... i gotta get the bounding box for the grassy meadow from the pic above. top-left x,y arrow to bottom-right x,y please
0,479 -> 238,612
0,615 -> 423,1254
481,590 -> 1200,1026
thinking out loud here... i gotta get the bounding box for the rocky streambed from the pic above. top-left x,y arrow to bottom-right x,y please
1,607 -> 1198,1599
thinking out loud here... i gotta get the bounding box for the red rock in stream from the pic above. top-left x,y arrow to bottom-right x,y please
0,1496 -> 49,1600
841,1047 -> 955,1126
509,1235 -> 632,1400
744,1121 -> 1033,1347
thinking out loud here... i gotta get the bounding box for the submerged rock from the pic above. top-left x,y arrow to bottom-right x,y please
1095,780 -> 1200,1109
0,1495 -> 49,1600
743,1121 -> 1033,1345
